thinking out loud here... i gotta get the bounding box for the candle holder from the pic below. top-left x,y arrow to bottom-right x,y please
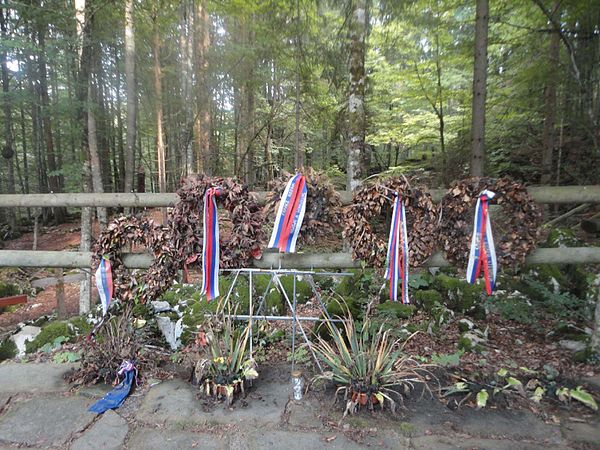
291,370 -> 304,401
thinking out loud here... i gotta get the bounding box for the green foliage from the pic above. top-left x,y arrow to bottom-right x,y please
0,281 -> 19,298
312,315 -> 433,414
286,345 -> 310,365
430,350 -> 463,368
53,350 -> 82,363
413,290 -> 443,312
376,301 -> 416,319
26,321 -> 72,354
0,338 -> 17,361
431,274 -> 485,316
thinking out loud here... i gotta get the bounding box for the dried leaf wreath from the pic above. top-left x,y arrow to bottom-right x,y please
92,215 -> 179,304
439,177 -> 542,268
169,175 -> 265,269
265,167 -> 342,247
343,177 -> 439,270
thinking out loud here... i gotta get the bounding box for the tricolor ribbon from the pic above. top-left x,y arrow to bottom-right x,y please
268,173 -> 307,253
466,190 -> 498,296
201,187 -> 221,300
95,257 -> 113,316
384,195 -> 410,304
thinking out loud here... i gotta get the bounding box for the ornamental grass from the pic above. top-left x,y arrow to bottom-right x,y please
313,314 -> 435,416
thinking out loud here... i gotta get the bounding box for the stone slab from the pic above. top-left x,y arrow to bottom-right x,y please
411,435 -> 563,450
561,421 -> 600,447
71,410 -> 129,450
286,398 -> 323,428
136,379 -> 201,426
454,409 -> 564,444
0,396 -> 94,448
242,430 -> 370,450
126,428 -> 222,450
0,362 -> 76,394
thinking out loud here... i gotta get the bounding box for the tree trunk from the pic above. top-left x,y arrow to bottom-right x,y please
541,2 -> 561,186
180,0 -> 194,176
153,15 -> 167,222
0,5 -> 17,234
469,0 -> 489,177
124,0 -> 136,193
194,0 -> 211,175
114,45 -> 125,191
88,83 -> 108,228
36,15 -> 66,222
294,0 -> 304,170
346,0 -> 369,191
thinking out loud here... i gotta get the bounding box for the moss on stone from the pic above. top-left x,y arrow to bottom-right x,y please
431,274 -> 484,315
376,302 -> 416,319
25,321 -> 72,353
278,276 -> 312,304
0,338 -> 17,361
413,290 -> 443,312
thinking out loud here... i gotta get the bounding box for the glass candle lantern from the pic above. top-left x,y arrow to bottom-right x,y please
291,370 -> 304,401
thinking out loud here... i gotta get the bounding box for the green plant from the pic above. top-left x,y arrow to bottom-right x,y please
286,345 -> 311,365
0,338 -> 17,361
312,315 -> 434,415
430,350 -> 463,368
26,321 -> 72,353
193,313 -> 258,405
53,350 -> 82,363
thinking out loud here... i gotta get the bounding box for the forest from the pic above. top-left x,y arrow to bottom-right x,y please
0,0 -> 599,229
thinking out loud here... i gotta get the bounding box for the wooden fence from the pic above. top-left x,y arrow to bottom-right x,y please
0,187 -> 599,313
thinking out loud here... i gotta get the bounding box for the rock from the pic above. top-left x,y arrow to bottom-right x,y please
458,318 -> 475,333
0,362 -> 75,393
0,396 -> 95,447
71,410 -> 129,450
156,315 -> 183,350
127,428 -> 221,450
559,340 -> 587,353
10,325 -> 41,357
458,330 -> 487,353
151,300 -> 172,313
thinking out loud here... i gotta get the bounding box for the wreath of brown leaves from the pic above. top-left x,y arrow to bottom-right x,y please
169,175 -> 265,269
92,215 -> 179,304
265,168 -> 342,247
439,177 -> 542,268
343,177 -> 439,270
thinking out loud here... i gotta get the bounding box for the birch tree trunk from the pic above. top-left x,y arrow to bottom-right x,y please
346,0 -> 368,191
124,0 -> 136,193
469,0 -> 489,177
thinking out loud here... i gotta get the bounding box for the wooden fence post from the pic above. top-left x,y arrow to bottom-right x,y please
55,268 -> 66,319
79,206 -> 92,314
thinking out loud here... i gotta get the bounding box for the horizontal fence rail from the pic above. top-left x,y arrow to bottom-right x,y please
1,185 -> 600,207
0,247 -> 599,269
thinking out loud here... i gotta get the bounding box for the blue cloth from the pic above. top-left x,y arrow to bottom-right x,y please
88,370 -> 135,414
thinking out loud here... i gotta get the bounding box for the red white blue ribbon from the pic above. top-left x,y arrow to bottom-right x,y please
201,187 -> 221,300
268,173 -> 307,253
466,190 -> 497,295
95,257 -> 113,316
384,195 -> 409,304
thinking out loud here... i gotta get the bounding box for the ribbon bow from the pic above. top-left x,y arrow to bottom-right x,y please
268,173 -> 307,253
201,187 -> 221,300
95,257 -> 113,316
384,195 -> 410,304
466,190 -> 498,295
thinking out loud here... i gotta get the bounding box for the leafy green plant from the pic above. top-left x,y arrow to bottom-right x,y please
557,386 -> 598,411
287,345 -> 311,365
430,350 -> 463,368
312,315 -> 434,415
53,351 -> 82,363
193,313 -> 258,405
